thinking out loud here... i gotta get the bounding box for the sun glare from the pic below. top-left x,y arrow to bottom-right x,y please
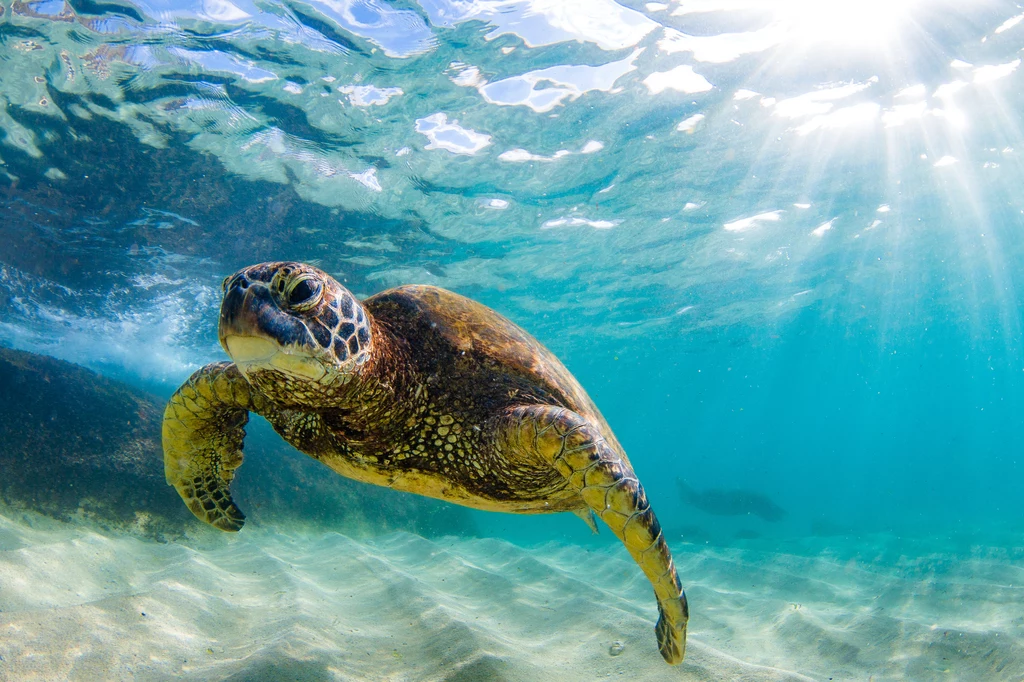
782,0 -> 920,48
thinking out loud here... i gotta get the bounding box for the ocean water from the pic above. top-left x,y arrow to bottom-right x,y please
2,0 -> 1024,679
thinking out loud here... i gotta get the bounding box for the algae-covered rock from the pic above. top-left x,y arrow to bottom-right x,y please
0,347 -> 475,537
0,346 -> 185,531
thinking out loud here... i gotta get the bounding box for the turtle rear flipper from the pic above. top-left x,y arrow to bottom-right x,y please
571,508 -> 600,534
162,362 -> 259,531
502,405 -> 689,665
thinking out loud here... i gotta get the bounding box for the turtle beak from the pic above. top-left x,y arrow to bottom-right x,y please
218,271 -> 329,382
219,276 -> 310,354
218,275 -> 263,348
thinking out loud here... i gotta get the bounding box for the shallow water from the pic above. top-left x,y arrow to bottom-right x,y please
2,0 -> 1024,678
3,511 -> 1022,681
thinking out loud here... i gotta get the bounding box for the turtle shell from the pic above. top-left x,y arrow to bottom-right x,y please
364,284 -> 629,466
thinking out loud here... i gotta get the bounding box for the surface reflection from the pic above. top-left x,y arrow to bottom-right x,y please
1,0 -> 1024,377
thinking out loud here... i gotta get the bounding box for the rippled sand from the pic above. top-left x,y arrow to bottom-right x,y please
0,512 -> 1021,681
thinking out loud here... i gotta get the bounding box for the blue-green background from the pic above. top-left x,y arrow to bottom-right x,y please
2,0 -> 1023,546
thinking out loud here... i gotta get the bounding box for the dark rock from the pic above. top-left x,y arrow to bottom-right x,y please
0,347 -> 476,538
0,346 -> 185,532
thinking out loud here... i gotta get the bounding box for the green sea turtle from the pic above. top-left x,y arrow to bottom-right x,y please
162,261 -> 689,664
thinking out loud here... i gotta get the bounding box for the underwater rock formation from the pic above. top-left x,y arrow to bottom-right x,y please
0,347 -> 474,537
0,346 -> 187,531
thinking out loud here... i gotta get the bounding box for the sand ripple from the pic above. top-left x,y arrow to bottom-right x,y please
0,513 -> 1021,681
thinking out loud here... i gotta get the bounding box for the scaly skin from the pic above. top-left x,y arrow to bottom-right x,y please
163,362 -> 263,531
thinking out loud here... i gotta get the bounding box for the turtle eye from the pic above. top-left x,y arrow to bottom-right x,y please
286,277 -> 322,312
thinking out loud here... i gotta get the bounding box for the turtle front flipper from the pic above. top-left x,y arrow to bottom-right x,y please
162,362 -> 261,531
502,405 -> 689,665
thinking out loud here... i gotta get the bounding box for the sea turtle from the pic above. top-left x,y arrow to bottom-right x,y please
162,261 -> 689,664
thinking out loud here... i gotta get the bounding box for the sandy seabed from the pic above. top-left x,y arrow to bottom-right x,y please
0,511 -> 1021,682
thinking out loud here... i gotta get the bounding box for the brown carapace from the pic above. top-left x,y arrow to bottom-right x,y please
162,261 -> 688,665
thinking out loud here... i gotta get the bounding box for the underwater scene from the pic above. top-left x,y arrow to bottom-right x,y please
2,0 -> 1024,679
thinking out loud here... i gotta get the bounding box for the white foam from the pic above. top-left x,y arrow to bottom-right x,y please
973,59 -> 1020,84
810,219 -> 835,237
414,113 -> 492,155
0,263 -> 217,385
658,25 -> 784,63
418,0 -> 658,51
500,140 -> 603,163
773,80 -> 876,119
450,65 -> 486,88
995,13 -> 1024,33
644,65 -> 714,95
795,102 -> 880,135
478,49 -> 641,113
882,101 -> 926,128
676,113 -> 705,133
933,80 -> 968,100
894,84 -> 925,99
338,84 -> 404,107
500,148 -> 571,162
542,216 -> 620,229
348,168 -> 382,192
724,210 -> 783,232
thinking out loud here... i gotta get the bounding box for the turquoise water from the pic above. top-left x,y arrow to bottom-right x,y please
3,0 -> 1024,678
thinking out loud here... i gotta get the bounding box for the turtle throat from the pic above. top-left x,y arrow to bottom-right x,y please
223,335 -> 332,383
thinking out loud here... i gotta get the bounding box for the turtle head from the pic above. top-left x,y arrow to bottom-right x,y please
218,261 -> 372,404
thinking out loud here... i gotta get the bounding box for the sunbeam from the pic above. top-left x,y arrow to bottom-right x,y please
781,0 -> 921,48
